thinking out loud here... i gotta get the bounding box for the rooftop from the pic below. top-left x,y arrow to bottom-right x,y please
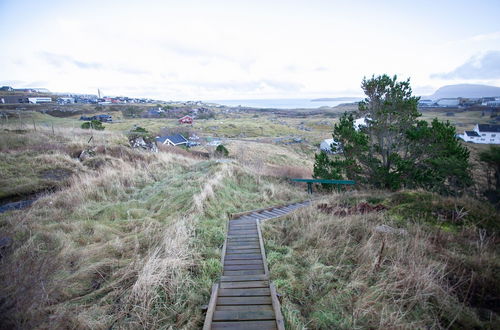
477,124 -> 500,133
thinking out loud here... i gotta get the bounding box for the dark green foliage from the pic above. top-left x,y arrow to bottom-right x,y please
313,75 -> 471,194
128,126 -> 153,142
81,120 -> 105,130
388,190 -> 500,233
479,146 -> 500,206
215,144 -> 229,157
399,119 -> 471,194
313,151 -> 342,191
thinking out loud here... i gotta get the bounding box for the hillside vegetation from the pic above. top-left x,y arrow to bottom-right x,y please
0,104 -> 499,329
0,126 -> 305,328
263,191 -> 500,329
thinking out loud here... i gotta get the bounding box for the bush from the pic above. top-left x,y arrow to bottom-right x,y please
215,144 -> 229,157
81,120 -> 105,130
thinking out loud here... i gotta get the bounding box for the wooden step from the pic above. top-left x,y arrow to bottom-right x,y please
211,320 -> 277,330
220,274 -> 269,282
225,244 -> 260,250
213,310 -> 275,321
224,264 -> 264,271
224,259 -> 263,265
218,288 -> 271,296
217,296 -> 272,305
216,305 -> 273,311
226,248 -> 261,254
223,270 -> 265,276
225,254 -> 262,260
219,280 -> 268,289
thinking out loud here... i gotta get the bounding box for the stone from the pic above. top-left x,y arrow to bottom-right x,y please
374,224 -> 408,235
129,137 -> 158,152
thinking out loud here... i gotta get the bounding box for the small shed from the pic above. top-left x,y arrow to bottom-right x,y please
156,134 -> 188,146
179,115 -> 194,124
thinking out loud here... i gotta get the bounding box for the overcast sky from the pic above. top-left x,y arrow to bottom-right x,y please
1,0 -> 500,100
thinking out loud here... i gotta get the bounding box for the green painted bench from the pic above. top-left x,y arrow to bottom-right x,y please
291,178 -> 356,194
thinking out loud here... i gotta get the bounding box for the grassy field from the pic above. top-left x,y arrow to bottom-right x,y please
0,125 -> 306,329
262,190 -> 500,329
0,105 -> 498,329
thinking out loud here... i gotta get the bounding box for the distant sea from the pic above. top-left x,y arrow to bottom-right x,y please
207,98 -> 362,109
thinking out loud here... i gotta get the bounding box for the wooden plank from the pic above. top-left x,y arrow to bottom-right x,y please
225,245 -> 260,250
227,238 -> 260,242
226,238 -> 259,243
224,264 -> 264,271
224,259 -> 263,265
219,280 -> 268,289
229,201 -> 294,220
218,288 -> 270,296
202,283 -> 219,330
269,283 -> 285,330
256,219 -> 270,275
211,320 -> 277,330
228,235 -> 259,239
220,274 -> 269,282
261,211 -> 278,217
229,227 -> 257,231
227,237 -> 260,241
213,310 -> 275,321
223,270 -> 265,276
229,224 -> 257,227
217,296 -> 272,305
228,230 -> 258,235
252,213 -> 268,220
225,254 -> 262,260
216,305 -> 273,311
230,219 -> 256,224
226,249 -> 261,254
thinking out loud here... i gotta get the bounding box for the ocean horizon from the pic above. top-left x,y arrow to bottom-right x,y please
207,98 -> 362,109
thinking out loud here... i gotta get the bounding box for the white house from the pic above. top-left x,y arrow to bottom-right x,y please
354,117 -> 369,131
457,124 -> 500,144
319,117 -> 368,153
320,138 -> 342,154
155,134 -> 188,146
27,97 -> 52,104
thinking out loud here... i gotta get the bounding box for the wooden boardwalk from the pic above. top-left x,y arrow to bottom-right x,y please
203,201 -> 310,330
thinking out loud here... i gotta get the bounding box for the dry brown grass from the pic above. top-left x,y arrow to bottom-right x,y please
0,125 -> 308,329
262,190 -> 499,329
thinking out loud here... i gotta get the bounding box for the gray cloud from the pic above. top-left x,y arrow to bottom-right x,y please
184,79 -> 302,93
431,51 -> 500,79
40,52 -> 150,75
40,52 -> 103,69
162,40 -> 255,71
314,66 -> 329,72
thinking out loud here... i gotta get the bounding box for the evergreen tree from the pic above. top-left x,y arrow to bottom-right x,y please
313,74 -> 471,194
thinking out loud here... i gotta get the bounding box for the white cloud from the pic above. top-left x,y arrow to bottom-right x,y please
1,0 -> 500,99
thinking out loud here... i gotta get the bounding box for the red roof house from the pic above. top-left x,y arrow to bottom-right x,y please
179,115 -> 194,124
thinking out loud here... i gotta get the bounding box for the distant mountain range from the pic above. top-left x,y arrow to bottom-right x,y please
426,84 -> 500,100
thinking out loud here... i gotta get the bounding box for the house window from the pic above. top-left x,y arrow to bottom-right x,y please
492,134 -> 496,137
481,138 -> 485,141
482,134 -> 486,136
491,139 -> 495,142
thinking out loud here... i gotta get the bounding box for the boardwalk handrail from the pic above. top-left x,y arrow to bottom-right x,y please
290,178 -> 355,194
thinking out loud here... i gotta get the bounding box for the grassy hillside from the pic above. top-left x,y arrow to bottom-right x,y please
262,191 -> 499,329
1,108 -> 499,329
0,126 -> 306,328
